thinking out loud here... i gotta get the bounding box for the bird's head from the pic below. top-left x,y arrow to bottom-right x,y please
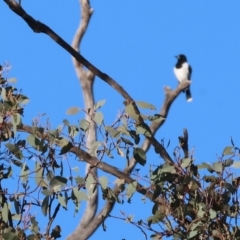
175,54 -> 187,62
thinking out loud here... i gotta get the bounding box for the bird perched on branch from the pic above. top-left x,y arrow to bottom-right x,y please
174,54 -> 192,102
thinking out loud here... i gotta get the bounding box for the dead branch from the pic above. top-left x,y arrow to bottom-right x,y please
70,0 -> 97,235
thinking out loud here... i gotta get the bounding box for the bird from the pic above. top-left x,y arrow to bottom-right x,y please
173,54 -> 192,102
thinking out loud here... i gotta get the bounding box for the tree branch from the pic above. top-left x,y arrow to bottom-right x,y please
73,81 -> 191,240
69,0 -> 98,236
17,124 -> 158,203
3,0 -> 131,101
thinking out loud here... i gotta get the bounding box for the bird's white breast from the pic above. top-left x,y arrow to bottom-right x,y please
174,62 -> 189,83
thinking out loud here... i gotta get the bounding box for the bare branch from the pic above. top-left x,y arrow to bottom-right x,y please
69,0 -> 98,235
3,0 -> 131,101
129,81 -> 191,171
72,81 -> 191,240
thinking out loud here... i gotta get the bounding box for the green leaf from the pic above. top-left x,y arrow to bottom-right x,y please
68,125 -> 79,138
189,230 -> 198,239
209,209 -> 216,219
27,135 -> 41,151
59,141 -> 73,155
30,216 -> 40,234
18,94 -> 30,105
94,99 -> 106,111
73,188 -> 88,201
11,114 -> 21,137
47,171 -> 55,181
86,175 -> 95,196
125,103 -> 139,121
2,232 -> 17,240
223,146 -> 234,155
224,159 -> 234,167
104,126 -> 120,138
12,113 -> 21,125
158,163 -> 175,173
126,181 -> 137,199
5,143 -> 23,160
136,124 -> 152,137
86,175 -> 95,190
58,194 -> 67,208
35,162 -> 45,187
232,161 -> 240,168
133,148 -> 146,166
2,203 -> 8,223
129,130 -> 140,144
2,166 -> 12,179
212,162 -> 222,173
41,196 -> 49,217
197,162 -> 214,172
14,199 -> 20,214
79,119 -> 90,132
11,159 -> 22,167
51,225 -> 62,239
54,137 -> 69,147
1,88 -> 7,101
188,180 -> 200,191
66,106 -> 80,115
93,112 -> 104,125
106,148 -> 114,158
12,214 -> 21,221
90,141 -> 102,157
181,158 -> 192,168
117,126 -> 130,136
26,234 -> 38,240
63,119 -> 70,126
147,212 -> 165,225
121,137 -> 134,146
204,175 -> 218,182
148,114 -> 165,123
223,182 -> 235,193
5,143 -> 17,152
75,176 -> 85,185
116,147 -> 124,158
99,176 -> 108,189
20,163 -> 29,182
7,77 -> 17,83
49,176 -> 67,189
41,189 -> 52,196
136,101 -> 156,110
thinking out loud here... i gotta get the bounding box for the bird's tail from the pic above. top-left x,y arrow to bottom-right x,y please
186,88 -> 192,102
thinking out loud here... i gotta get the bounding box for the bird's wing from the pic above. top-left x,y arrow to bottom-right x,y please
188,65 -> 192,80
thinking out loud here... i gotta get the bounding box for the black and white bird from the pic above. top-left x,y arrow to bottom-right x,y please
174,54 -> 192,102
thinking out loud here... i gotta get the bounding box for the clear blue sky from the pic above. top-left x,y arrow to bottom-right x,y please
1,1 -> 240,239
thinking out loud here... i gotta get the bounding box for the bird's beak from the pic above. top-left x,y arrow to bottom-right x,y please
175,55 -> 179,59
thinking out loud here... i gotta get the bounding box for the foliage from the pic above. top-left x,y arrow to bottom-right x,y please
0,65 -> 239,240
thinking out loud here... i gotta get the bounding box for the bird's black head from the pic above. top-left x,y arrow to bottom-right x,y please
175,54 -> 187,63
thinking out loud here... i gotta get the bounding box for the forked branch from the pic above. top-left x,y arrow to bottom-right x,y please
73,81 -> 191,240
